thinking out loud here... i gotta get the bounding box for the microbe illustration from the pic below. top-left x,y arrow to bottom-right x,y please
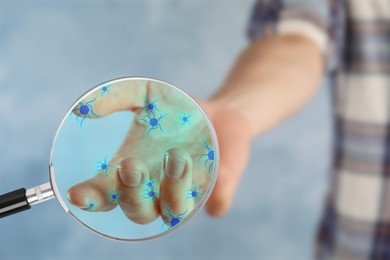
144,98 -> 160,115
144,179 -> 156,190
108,190 -> 121,203
186,185 -> 203,202
96,157 -> 112,176
198,138 -> 215,173
143,179 -> 158,201
100,84 -> 111,95
72,97 -> 100,128
161,208 -> 188,230
144,188 -> 159,201
86,200 -> 97,211
178,113 -> 192,126
139,113 -> 167,136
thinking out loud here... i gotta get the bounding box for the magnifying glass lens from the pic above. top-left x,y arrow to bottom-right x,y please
50,78 -> 218,241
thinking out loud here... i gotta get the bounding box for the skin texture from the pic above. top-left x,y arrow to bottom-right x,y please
68,33 -> 324,222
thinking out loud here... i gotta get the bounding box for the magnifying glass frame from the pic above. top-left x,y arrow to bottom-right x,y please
0,76 -> 219,242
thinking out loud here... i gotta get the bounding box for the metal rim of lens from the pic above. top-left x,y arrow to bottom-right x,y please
48,76 -> 219,242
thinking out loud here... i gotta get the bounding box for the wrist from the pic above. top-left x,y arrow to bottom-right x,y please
201,97 -> 255,140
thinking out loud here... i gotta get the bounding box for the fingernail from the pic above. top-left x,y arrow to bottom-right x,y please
117,168 -> 142,187
164,153 -> 186,180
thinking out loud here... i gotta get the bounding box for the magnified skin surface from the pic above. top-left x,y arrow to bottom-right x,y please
67,79 -> 251,227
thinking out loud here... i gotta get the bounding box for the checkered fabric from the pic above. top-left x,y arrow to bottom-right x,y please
248,0 -> 390,259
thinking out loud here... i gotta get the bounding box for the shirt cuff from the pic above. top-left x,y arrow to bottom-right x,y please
276,17 -> 328,53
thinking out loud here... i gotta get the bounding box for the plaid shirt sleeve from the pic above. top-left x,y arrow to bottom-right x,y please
247,0 -> 346,71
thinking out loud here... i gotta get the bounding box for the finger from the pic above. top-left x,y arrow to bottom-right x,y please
72,80 -> 149,118
116,158 -> 160,224
205,111 -> 251,217
67,173 -> 118,212
160,148 -> 194,229
205,165 -> 237,217
67,156 -> 119,212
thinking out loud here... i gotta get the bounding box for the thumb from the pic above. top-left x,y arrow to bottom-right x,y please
72,79 -> 149,119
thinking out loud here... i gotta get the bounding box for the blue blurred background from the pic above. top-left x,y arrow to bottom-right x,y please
0,1 -> 332,259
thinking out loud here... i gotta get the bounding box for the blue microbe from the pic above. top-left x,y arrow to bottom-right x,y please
86,200 -> 96,211
144,188 -> 159,201
186,185 -> 203,202
108,191 -> 121,203
101,84 -> 111,95
72,97 -> 100,128
178,113 -> 192,126
96,157 -> 112,176
198,138 -> 215,173
139,113 -> 167,136
143,179 -> 158,201
144,179 -> 156,190
161,208 -> 188,230
144,98 -> 160,115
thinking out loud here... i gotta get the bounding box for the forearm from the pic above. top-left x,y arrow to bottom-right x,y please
211,33 -> 324,138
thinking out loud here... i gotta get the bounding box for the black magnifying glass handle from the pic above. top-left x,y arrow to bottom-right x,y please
0,188 -> 30,218
0,183 -> 54,218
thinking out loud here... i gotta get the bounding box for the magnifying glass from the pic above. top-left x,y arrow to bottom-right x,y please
0,77 -> 219,241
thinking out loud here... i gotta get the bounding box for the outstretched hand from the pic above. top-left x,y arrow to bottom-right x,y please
67,80 -> 251,227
